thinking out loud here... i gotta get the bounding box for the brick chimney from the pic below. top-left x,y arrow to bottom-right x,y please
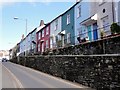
22,34 -> 24,40
39,20 -> 44,26
76,0 -> 80,2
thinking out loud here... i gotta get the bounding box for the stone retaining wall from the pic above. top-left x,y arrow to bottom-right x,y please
10,35 -> 120,89
42,35 -> 120,55
11,55 -> 120,90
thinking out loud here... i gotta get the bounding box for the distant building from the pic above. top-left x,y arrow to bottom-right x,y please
20,38 -> 26,56
25,28 -> 37,55
0,50 -> 9,60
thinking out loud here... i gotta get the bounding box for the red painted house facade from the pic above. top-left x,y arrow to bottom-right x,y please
36,23 -> 50,53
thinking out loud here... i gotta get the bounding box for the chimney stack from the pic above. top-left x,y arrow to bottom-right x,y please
39,20 -> 44,26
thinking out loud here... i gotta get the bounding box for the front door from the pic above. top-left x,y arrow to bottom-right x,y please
61,35 -> 65,47
93,23 -> 98,40
87,25 -> 92,41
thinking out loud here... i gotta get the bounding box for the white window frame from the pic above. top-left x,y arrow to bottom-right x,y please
77,5 -> 81,18
67,33 -> 71,44
38,43 -> 40,52
46,27 -> 49,35
54,20 -> 58,30
101,16 -> 110,36
42,30 -> 44,37
46,40 -> 49,49
67,14 -> 70,25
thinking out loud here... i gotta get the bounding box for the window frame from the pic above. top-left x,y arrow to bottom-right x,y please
77,5 -> 81,18
101,16 -> 110,36
67,14 -> 70,25
42,30 -> 44,37
38,43 -> 40,52
46,40 -> 49,49
54,20 -> 58,30
46,27 -> 49,35
67,33 -> 71,44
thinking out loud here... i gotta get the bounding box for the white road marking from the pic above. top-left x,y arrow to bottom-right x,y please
2,64 -> 23,88
10,62 -> 89,88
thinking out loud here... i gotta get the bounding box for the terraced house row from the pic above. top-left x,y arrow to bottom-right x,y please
9,0 -> 120,58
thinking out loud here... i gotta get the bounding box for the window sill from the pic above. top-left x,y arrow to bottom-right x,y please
67,23 -> 70,25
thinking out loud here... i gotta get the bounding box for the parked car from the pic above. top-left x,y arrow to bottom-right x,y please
2,58 -> 8,62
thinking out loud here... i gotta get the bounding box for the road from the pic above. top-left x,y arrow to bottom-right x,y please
2,61 -> 93,89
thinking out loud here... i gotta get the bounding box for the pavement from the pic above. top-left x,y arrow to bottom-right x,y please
2,61 -> 94,89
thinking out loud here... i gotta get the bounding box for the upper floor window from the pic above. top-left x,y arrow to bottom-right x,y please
77,5 -> 81,18
46,27 -> 49,35
42,30 -> 44,37
67,14 -> 70,25
54,20 -> 58,30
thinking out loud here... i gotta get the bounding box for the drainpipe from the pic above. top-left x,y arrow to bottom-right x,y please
112,0 -> 115,23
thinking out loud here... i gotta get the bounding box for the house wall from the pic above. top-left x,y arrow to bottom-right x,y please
91,0 -> 114,38
20,39 -> 26,56
36,31 -> 39,52
37,24 -> 50,53
74,1 -> 91,45
42,25 -> 50,52
30,29 -> 37,53
62,7 -> 75,46
118,1 -> 120,24
50,16 -> 62,48
26,34 -> 31,55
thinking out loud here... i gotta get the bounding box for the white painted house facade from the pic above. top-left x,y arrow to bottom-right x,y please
50,16 -> 62,49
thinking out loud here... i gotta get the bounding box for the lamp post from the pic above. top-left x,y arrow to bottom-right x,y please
14,17 -> 28,64
14,17 -> 28,36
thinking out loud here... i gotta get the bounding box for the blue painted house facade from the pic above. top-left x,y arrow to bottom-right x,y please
74,1 -> 91,44
20,38 -> 26,56
29,28 -> 37,54
75,1 -> 99,45
61,5 -> 75,47
19,28 -> 37,56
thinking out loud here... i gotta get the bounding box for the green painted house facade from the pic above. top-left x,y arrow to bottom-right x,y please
60,6 -> 75,47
